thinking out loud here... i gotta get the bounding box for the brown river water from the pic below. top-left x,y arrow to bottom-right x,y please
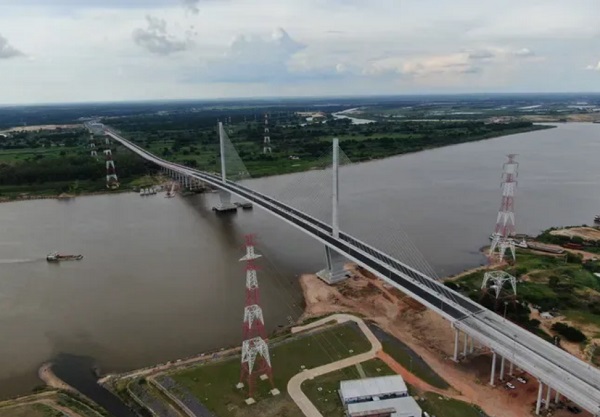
0,123 -> 599,397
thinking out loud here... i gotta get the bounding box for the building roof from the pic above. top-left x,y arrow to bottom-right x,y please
347,396 -> 421,417
340,375 -> 408,400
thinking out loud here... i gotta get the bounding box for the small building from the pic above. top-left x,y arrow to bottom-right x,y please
347,396 -> 422,417
340,375 -> 408,405
540,312 -> 554,320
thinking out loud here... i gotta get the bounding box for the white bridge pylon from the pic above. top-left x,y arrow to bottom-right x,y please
100,124 -> 600,417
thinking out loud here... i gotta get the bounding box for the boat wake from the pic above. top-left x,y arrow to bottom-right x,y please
0,258 -> 39,264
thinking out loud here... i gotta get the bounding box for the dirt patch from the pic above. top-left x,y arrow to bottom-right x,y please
0,124 -> 81,133
299,268 -> 557,417
551,227 -> 600,242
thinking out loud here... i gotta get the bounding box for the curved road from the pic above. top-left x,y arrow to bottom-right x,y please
287,314 -> 381,417
100,125 -> 600,416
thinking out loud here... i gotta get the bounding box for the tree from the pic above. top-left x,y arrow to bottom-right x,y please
551,322 -> 586,343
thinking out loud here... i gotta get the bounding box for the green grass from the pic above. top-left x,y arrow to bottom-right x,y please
380,339 -> 449,389
301,358 -> 395,417
171,322 -> 371,417
419,392 -> 488,417
564,310 -> 600,328
368,324 -> 449,390
0,404 -> 58,417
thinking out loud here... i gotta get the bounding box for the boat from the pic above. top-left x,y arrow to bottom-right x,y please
594,215 -> 600,223
514,239 -> 528,249
47,252 -> 83,262
489,234 -> 527,248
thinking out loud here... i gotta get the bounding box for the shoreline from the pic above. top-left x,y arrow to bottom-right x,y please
0,188 -> 133,204
0,122 -> 555,199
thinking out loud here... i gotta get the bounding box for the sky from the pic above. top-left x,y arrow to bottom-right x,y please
0,0 -> 599,104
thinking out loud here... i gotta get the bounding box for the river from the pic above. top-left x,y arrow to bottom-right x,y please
0,122 -> 599,397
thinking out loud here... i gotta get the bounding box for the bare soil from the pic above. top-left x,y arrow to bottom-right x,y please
551,227 -> 600,242
299,266 -> 586,417
0,124 -> 81,133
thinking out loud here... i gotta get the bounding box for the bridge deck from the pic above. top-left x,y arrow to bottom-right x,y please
104,127 -> 600,416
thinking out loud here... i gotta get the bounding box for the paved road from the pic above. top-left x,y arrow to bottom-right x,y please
287,314 -> 382,417
103,126 -> 600,415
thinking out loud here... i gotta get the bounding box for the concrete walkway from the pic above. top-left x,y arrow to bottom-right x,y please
287,314 -> 382,417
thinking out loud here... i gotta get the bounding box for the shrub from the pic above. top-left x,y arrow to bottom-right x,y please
551,322 -> 586,343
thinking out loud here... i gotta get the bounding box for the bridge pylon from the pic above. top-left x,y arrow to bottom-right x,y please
316,138 -> 349,284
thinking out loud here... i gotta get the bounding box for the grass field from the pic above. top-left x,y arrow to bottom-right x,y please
171,322 -> 371,417
301,358 -> 395,417
369,325 -> 449,390
0,404 -> 58,417
420,392 -> 487,417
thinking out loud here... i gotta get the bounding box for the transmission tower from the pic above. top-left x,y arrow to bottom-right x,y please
481,270 -> 517,302
263,113 -> 271,154
90,135 -> 97,158
104,149 -> 119,189
490,154 -> 518,262
237,235 -> 277,401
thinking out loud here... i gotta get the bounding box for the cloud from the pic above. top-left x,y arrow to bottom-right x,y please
364,52 -> 479,78
586,61 -> 600,71
514,48 -> 535,58
191,28 -> 307,83
0,34 -> 23,59
132,16 -> 189,56
182,0 -> 199,14
363,45 -> 540,80
468,50 -> 495,60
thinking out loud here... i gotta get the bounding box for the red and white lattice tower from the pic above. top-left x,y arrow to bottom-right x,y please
237,234 -> 276,400
263,113 -> 271,154
104,149 -> 119,189
490,154 -> 518,262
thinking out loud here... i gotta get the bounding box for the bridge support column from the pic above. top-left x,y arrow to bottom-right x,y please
463,333 -> 468,358
469,336 -> 474,354
489,352 -> 497,386
554,390 -> 560,404
536,381 -> 543,415
332,138 -> 340,239
219,122 -> 227,183
316,246 -> 347,284
499,356 -> 505,381
508,360 -> 514,376
453,329 -> 459,362
545,387 -> 551,410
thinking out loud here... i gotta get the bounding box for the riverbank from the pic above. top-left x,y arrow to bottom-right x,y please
0,175 -> 179,203
0,365 -> 108,417
298,267 -> 540,417
448,228 -> 600,364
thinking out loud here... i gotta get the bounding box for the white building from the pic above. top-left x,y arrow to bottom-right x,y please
340,375 -> 409,405
347,396 -> 422,417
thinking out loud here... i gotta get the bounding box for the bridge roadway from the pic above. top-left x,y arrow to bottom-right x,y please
105,128 -> 600,415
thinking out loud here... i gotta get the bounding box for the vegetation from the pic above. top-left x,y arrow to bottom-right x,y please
551,322 -> 587,343
369,325 -> 449,389
301,359 -> 396,417
171,322 -> 371,417
0,404 -> 58,417
419,392 -> 488,417
536,226 -> 600,254
0,101 -> 551,196
0,127 -> 157,197
111,111 -> 549,178
450,250 -> 599,343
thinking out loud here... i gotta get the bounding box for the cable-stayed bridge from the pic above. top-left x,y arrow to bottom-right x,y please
96,122 -> 600,417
